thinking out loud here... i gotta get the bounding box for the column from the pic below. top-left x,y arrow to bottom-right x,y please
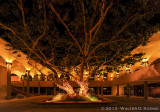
6,61 -> 12,100
22,75 -> 25,91
133,85 -> 135,96
54,86 -> 56,95
38,74 -> 41,96
98,87 -> 100,95
119,85 -> 125,96
116,85 -> 119,96
26,69 -> 30,97
101,80 -> 103,96
0,65 -> 7,100
45,87 -> 48,95
144,81 -> 149,99
53,78 -> 56,95
127,84 -> 130,98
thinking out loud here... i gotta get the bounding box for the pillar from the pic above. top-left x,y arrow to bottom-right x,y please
32,87 -> 34,95
26,69 -> 30,97
127,84 -> 130,98
53,78 -> 56,95
6,62 -> 12,100
0,66 -> 7,100
54,86 -> 56,95
101,80 -> 103,96
45,87 -> 48,95
144,81 -> 149,99
38,74 -> 41,96
22,75 -> 25,91
116,85 -> 119,96
111,86 -> 117,95
98,87 -> 100,95
119,85 -> 125,96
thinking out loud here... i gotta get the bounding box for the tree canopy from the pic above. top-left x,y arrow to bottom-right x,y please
0,0 -> 160,80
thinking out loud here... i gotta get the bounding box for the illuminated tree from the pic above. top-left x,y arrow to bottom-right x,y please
0,0 -> 160,96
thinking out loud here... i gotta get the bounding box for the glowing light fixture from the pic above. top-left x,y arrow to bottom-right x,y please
126,65 -> 130,74
116,72 -> 120,78
26,68 -> 30,71
6,60 -> 12,68
110,75 -> 113,81
38,73 -> 41,80
6,60 -> 12,63
142,58 -> 148,67
142,58 -> 148,63
126,67 -> 130,71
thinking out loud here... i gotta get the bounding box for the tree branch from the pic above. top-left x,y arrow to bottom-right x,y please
0,22 -> 49,67
0,23 -> 15,35
86,51 -> 119,81
87,1 -> 113,55
49,3 -> 84,55
16,0 -> 47,61
91,0 -> 113,41
110,12 -> 139,41
87,39 -> 126,58
79,0 -> 88,55
89,0 -> 100,32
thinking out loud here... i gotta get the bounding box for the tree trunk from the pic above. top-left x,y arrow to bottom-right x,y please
51,80 -> 76,97
80,58 -> 85,81
75,80 -> 89,96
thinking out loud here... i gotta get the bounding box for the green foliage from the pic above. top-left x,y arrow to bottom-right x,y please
0,0 -> 160,75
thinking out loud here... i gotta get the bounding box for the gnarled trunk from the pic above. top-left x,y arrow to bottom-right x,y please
51,80 -> 76,97
75,80 -> 89,96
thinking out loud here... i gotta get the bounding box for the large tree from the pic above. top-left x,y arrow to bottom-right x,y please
0,0 -> 160,96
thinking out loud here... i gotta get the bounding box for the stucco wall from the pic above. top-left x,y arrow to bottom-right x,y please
0,65 -> 7,99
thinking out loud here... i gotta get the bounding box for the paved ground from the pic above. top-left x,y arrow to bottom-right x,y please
0,95 -> 160,112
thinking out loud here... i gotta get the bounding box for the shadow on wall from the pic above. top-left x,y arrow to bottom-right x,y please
150,58 -> 160,74
133,58 -> 160,81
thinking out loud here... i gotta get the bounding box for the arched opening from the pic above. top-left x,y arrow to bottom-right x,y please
11,73 -> 19,82
11,73 -> 17,76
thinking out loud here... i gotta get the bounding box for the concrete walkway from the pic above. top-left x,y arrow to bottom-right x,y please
0,95 -> 160,112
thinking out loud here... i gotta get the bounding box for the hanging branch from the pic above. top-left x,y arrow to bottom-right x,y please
0,23 -> 73,81
16,0 -> 47,61
0,22 -> 47,63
